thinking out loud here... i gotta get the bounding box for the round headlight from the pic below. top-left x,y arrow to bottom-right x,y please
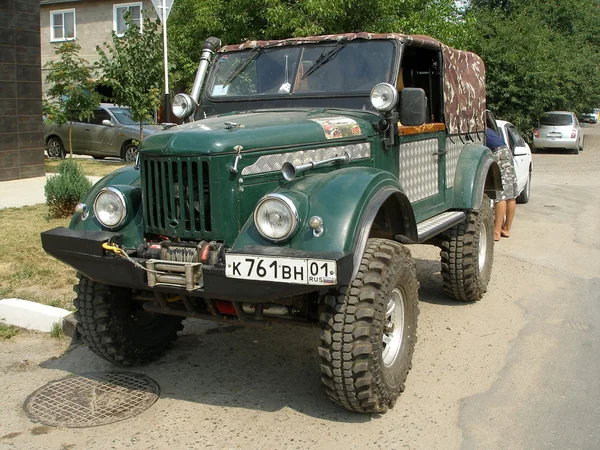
172,93 -> 196,119
370,83 -> 399,112
94,187 -> 127,229
254,194 -> 298,242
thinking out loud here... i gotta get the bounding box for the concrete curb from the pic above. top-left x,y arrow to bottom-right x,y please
0,298 -> 73,333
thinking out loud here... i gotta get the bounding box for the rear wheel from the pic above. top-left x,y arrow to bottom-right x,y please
46,137 -> 64,158
73,275 -> 183,366
319,239 -> 419,413
439,195 -> 494,302
121,143 -> 139,162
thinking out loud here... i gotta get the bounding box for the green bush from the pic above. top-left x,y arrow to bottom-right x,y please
45,158 -> 92,218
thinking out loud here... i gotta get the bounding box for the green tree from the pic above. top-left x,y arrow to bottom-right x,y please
464,0 -> 600,135
96,13 -> 163,143
168,0 -> 467,90
43,41 -> 100,156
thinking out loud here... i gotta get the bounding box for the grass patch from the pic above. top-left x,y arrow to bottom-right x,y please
50,322 -> 64,339
45,158 -> 129,177
0,204 -> 76,310
0,322 -> 19,340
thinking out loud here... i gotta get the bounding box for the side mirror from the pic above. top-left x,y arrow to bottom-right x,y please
513,145 -> 528,156
102,119 -> 114,127
400,88 -> 427,127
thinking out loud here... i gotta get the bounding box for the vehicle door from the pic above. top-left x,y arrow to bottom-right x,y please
397,45 -> 447,218
506,125 -> 530,192
89,109 -> 120,157
66,112 -> 91,154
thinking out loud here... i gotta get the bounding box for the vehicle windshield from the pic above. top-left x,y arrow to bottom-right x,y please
110,108 -> 154,125
540,113 -> 573,126
207,40 -> 396,99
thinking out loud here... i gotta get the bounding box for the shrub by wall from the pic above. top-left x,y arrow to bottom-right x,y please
45,158 -> 92,218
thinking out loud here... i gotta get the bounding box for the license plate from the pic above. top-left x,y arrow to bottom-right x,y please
225,254 -> 337,285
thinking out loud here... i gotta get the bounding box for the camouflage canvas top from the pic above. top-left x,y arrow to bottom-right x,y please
218,33 -> 486,135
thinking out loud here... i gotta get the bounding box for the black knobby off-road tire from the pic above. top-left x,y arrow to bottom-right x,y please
440,195 -> 494,302
73,275 -> 184,365
319,239 -> 419,413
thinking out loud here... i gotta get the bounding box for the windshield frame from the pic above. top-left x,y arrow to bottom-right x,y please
204,39 -> 400,103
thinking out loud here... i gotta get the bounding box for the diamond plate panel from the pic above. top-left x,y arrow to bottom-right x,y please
399,139 -> 439,202
446,137 -> 462,188
446,133 -> 483,188
241,143 -> 371,176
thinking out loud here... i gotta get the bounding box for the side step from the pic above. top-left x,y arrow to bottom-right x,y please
416,211 -> 466,243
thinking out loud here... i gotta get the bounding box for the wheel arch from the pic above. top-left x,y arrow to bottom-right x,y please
452,143 -> 502,210
120,139 -> 138,159
231,167 -> 417,285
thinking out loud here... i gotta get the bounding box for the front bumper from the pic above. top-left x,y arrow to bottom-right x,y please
41,227 -> 353,302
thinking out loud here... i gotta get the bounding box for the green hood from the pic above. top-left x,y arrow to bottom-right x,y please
140,110 -> 377,156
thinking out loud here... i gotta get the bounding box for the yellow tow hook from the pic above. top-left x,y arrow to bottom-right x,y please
102,242 -> 123,255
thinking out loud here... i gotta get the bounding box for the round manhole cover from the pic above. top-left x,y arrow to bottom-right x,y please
24,372 -> 160,428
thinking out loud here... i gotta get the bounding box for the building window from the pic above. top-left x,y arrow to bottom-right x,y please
50,9 -> 76,42
113,2 -> 143,36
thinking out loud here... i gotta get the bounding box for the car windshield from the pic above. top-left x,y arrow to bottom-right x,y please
110,108 -> 154,125
207,40 -> 395,98
540,113 -> 573,126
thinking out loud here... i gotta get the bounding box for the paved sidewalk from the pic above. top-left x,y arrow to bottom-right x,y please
0,174 -> 101,209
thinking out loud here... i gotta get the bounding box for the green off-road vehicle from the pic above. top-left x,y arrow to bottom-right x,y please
42,33 -> 501,414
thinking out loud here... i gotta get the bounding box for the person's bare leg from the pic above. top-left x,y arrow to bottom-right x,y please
494,200 -> 506,241
502,199 -> 516,237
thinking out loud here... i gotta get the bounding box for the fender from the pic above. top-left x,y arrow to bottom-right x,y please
232,167 -> 417,284
69,166 -> 144,247
452,143 -> 502,210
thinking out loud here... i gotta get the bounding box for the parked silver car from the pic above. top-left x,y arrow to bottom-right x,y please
44,104 -> 162,161
532,111 -> 584,154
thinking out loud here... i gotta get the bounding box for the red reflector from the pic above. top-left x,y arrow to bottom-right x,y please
215,300 -> 236,316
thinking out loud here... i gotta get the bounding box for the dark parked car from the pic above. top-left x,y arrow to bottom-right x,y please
44,104 -> 163,161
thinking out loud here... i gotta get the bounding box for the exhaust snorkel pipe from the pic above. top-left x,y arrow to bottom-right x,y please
172,36 -> 222,121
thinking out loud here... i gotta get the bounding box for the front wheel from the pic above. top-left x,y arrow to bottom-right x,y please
439,195 -> 494,302
73,275 -> 184,365
319,239 -> 419,413
121,143 -> 139,162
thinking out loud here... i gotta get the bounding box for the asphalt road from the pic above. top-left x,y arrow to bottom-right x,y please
1,124 -> 599,450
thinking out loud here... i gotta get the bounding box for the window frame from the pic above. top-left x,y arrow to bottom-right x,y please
113,2 -> 143,37
50,8 -> 76,43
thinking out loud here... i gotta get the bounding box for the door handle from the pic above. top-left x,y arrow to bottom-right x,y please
432,151 -> 447,156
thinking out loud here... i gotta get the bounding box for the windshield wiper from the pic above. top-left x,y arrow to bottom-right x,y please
301,38 -> 348,80
223,47 -> 262,87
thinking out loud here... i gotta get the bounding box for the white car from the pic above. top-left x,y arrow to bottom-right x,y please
496,120 -> 532,204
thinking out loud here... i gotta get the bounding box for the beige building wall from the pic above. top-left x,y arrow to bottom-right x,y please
40,0 -> 156,92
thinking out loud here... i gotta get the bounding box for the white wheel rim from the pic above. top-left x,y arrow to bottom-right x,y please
478,221 -> 488,273
382,288 -> 405,368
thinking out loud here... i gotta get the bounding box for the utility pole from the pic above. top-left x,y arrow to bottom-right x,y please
151,0 -> 174,123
